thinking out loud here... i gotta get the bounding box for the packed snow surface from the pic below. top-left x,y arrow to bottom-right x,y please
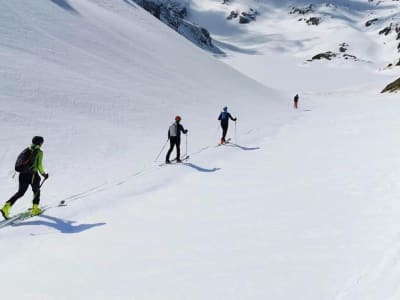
1,0 -> 400,300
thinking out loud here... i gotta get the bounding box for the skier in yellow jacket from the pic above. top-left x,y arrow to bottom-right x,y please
1,136 -> 49,219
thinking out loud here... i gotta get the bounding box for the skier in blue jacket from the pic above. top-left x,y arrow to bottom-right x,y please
218,107 -> 236,144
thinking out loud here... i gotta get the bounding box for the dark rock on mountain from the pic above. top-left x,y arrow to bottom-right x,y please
381,77 -> 400,93
289,5 -> 313,15
306,17 -> 320,26
227,10 -> 239,20
339,42 -> 348,53
365,18 -> 379,27
239,9 -> 258,24
311,51 -> 336,60
379,23 -> 400,36
134,0 -> 223,54
343,54 -> 358,61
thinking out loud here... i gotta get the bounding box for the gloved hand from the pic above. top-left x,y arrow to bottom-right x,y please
43,173 -> 49,179
184,129 -> 188,134
234,118 -> 237,122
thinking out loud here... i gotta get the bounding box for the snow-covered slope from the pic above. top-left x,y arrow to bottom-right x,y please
2,1 -> 400,300
172,0 -> 400,91
0,0 -> 287,197
0,0 -> 292,298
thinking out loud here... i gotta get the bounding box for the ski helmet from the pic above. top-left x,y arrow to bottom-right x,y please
223,106 -> 228,112
175,115 -> 182,122
32,136 -> 44,146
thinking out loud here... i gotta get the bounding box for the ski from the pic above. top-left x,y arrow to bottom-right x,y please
217,138 -> 231,146
159,155 -> 190,166
172,155 -> 190,163
0,213 -> 24,229
0,207 -> 47,229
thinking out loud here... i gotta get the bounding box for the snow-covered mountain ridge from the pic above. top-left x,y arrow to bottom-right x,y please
157,0 -> 400,65
137,0 -> 400,91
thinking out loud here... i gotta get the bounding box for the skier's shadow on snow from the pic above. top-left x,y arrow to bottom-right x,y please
182,163 -> 220,173
13,215 -> 105,234
225,143 -> 260,151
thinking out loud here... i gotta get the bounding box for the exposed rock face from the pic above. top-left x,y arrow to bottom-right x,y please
379,22 -> 400,54
381,77 -> 400,93
365,18 -> 379,27
134,0 -> 223,54
227,10 -> 239,20
308,43 -> 360,62
306,17 -> 320,26
339,42 -> 348,53
227,8 -> 258,24
291,5 -> 320,26
379,23 -> 400,36
239,9 -> 258,24
343,54 -> 358,60
311,51 -> 336,60
289,5 -> 314,15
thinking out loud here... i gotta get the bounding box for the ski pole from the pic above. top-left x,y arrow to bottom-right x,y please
185,132 -> 188,157
154,138 -> 169,162
235,119 -> 237,144
40,177 -> 48,188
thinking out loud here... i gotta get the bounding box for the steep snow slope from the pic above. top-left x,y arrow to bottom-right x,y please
0,0 -> 293,298
0,0 -> 287,205
2,1 -> 400,300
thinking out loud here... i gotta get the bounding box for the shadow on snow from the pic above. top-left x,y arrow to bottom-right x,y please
13,214 -> 105,234
182,162 -> 220,173
225,143 -> 260,151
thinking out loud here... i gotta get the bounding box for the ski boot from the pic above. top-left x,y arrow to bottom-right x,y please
0,202 -> 11,219
31,204 -> 42,216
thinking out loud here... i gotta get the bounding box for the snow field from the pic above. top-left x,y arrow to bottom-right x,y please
1,0 -> 400,300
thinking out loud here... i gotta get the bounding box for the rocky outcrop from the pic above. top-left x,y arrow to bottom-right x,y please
227,8 -> 258,24
306,17 -> 320,26
310,51 -> 336,60
381,77 -> 400,93
289,5 -> 314,15
291,5 -> 320,26
227,10 -> 239,20
308,43 -> 360,62
365,18 -> 379,27
379,22 -> 400,54
339,42 -> 348,53
379,23 -> 400,36
239,9 -> 258,24
134,0 -> 223,54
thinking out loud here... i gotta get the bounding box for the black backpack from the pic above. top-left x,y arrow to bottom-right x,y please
15,148 -> 36,173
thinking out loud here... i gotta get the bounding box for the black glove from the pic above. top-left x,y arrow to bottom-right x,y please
234,118 -> 237,122
43,173 -> 49,179
184,129 -> 188,134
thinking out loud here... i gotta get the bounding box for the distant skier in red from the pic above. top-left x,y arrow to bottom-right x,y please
294,94 -> 299,109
